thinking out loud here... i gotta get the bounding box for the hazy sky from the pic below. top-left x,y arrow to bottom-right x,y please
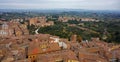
0,0 -> 120,10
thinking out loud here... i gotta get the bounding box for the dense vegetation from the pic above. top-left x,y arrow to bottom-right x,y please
29,21 -> 100,40
28,20 -> 120,43
80,21 -> 120,43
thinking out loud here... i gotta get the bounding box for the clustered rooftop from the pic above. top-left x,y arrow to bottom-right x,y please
0,17 -> 120,62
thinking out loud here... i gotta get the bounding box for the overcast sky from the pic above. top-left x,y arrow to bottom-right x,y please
0,0 -> 120,10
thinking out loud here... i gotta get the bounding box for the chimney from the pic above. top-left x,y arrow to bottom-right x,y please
70,34 -> 77,42
25,47 -> 28,58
